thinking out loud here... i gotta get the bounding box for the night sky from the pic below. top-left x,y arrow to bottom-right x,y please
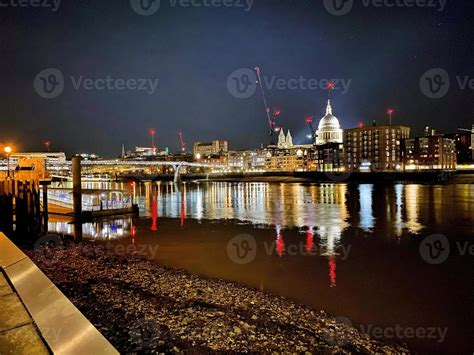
1,0 -> 473,156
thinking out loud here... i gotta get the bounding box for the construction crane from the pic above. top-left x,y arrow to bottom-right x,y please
305,116 -> 316,142
254,66 -> 281,142
457,125 -> 474,159
178,131 -> 186,153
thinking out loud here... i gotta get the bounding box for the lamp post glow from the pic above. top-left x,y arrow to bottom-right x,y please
4,146 -> 12,178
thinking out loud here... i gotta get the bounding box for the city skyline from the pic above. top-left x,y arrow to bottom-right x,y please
1,1 -> 473,155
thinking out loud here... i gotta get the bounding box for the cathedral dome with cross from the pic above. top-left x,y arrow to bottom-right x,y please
316,100 -> 343,145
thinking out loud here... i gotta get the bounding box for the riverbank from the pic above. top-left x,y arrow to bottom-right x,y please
26,242 -> 409,353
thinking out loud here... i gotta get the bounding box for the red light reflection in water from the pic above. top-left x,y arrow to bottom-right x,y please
180,191 -> 186,228
305,227 -> 314,254
151,192 -> 158,231
276,226 -> 285,257
130,225 -> 137,253
329,256 -> 337,288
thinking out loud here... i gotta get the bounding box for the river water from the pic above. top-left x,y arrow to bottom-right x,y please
49,181 -> 474,353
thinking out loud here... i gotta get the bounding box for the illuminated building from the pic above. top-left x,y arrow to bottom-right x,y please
403,133 -> 457,170
121,146 -> 172,159
264,145 -> 314,172
314,100 -> 344,172
344,124 -> 410,172
277,129 -> 293,148
316,100 -> 343,145
314,144 -> 344,172
228,150 -> 266,172
79,153 -> 101,160
444,125 -> 474,164
11,152 -> 66,164
199,154 -> 228,165
121,146 -> 158,158
193,140 -> 228,158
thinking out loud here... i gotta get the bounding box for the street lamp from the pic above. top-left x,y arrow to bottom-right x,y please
4,146 -> 12,178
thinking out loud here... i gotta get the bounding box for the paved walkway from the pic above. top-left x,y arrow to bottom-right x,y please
0,271 -> 49,355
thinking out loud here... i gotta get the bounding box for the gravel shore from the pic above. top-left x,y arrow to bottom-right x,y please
27,243 -> 409,354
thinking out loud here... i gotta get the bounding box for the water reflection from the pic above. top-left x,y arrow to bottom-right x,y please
359,184 -> 375,231
138,182 -> 351,230
48,182 -> 474,243
275,225 -> 285,257
404,185 -> 423,234
48,217 -> 133,239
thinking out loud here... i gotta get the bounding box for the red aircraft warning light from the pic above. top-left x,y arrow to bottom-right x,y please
149,128 -> 156,148
387,108 -> 394,126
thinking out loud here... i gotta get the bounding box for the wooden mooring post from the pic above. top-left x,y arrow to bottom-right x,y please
72,155 -> 83,240
0,178 -> 49,239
